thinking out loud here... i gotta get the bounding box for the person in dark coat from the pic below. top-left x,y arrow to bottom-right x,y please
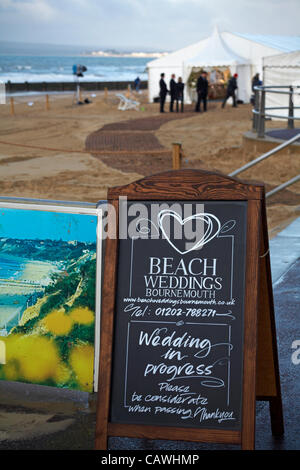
169,74 -> 177,112
134,76 -> 141,92
176,77 -> 184,112
195,71 -> 209,112
159,73 -> 168,112
159,73 -> 168,113
222,73 -> 238,108
251,73 -> 262,92
250,73 -> 262,106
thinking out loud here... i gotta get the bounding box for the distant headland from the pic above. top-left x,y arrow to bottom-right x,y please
88,50 -> 169,58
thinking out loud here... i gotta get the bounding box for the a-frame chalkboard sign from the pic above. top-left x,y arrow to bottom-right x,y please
95,169 -> 283,450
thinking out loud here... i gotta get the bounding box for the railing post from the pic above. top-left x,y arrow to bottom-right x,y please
172,142 -> 182,170
257,89 -> 265,138
252,88 -> 260,132
288,86 -> 294,129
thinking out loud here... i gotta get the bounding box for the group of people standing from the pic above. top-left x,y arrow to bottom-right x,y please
159,71 -> 240,113
159,73 -> 185,113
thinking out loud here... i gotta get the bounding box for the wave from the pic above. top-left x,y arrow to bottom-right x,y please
0,70 -> 147,83
16,65 -> 32,70
0,56 -> 149,83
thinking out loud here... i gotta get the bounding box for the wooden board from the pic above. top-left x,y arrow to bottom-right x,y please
95,169 -> 283,450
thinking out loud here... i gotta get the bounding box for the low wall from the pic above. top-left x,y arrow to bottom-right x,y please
5,80 -> 148,94
243,130 -> 300,155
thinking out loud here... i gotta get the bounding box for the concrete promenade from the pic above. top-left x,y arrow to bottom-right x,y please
0,218 -> 299,451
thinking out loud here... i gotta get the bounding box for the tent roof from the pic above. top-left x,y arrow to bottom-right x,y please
147,30 -> 300,70
185,26 -> 248,67
146,38 -> 209,68
233,33 -> 300,53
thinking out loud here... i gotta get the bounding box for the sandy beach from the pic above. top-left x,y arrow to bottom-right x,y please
0,89 -> 299,236
0,255 -> 58,330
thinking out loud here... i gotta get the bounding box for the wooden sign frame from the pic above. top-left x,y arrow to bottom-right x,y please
95,169 -> 283,450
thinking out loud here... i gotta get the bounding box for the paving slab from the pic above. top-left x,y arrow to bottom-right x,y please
270,217 -> 300,284
255,257 -> 300,450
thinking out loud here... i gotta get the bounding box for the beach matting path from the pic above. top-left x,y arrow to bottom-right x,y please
85,108 -> 201,175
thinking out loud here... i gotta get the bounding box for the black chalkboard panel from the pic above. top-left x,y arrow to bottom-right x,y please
110,200 -> 247,430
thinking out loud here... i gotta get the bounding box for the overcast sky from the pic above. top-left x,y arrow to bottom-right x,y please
0,0 -> 299,51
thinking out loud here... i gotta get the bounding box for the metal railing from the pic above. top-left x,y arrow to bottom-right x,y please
230,86 -> 300,197
229,131 -> 300,198
266,174 -> 300,199
230,131 -> 300,178
252,85 -> 300,138
229,133 -> 300,198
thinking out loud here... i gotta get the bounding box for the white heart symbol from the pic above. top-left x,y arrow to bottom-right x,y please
157,210 -> 221,255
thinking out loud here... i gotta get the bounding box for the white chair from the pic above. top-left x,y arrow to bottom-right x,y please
116,93 -> 140,111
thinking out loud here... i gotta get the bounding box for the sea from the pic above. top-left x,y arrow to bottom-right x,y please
0,41 -> 151,84
0,254 -> 30,335
0,55 -> 149,84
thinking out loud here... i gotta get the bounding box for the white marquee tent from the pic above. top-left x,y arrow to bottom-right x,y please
183,27 -> 250,103
263,50 -> 300,119
147,28 -> 300,104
